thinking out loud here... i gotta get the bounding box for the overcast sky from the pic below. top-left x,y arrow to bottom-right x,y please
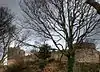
0,0 -> 20,15
0,0 -> 100,16
1,0 -> 100,51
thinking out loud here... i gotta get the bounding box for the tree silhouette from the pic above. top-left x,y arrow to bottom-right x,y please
38,44 -> 51,60
0,6 -> 15,63
86,0 -> 100,14
20,0 -> 100,72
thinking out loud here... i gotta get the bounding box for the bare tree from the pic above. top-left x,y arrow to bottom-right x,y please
85,0 -> 100,14
20,0 -> 100,72
0,7 -> 15,64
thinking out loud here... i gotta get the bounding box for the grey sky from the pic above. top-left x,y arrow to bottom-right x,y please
0,0 -> 100,51
0,0 -> 99,15
0,0 -> 21,16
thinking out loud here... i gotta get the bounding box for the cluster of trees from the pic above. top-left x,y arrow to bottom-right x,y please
0,0 -> 100,72
0,7 -> 15,63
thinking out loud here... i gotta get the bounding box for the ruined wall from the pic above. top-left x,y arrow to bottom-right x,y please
50,52 -> 67,62
8,47 -> 25,60
51,43 -> 100,63
75,43 -> 100,63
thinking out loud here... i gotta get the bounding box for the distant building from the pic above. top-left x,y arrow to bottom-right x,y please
24,53 -> 38,62
8,42 -> 100,64
51,42 -> 100,63
8,47 -> 25,60
75,42 -> 100,63
7,47 -> 25,65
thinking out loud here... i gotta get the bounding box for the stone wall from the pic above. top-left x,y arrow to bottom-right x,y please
51,43 -> 100,63
8,47 -> 25,59
50,52 -> 67,62
75,48 -> 100,63
75,43 -> 100,63
24,53 -> 38,62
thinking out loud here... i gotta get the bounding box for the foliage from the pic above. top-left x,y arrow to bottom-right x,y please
5,62 -> 33,72
38,44 -> 51,60
74,62 -> 100,72
4,59 -> 100,72
37,44 -> 51,71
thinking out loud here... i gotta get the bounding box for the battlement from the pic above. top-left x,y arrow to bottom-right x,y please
73,42 -> 95,49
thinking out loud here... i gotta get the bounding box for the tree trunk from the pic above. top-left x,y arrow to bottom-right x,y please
67,54 -> 75,72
